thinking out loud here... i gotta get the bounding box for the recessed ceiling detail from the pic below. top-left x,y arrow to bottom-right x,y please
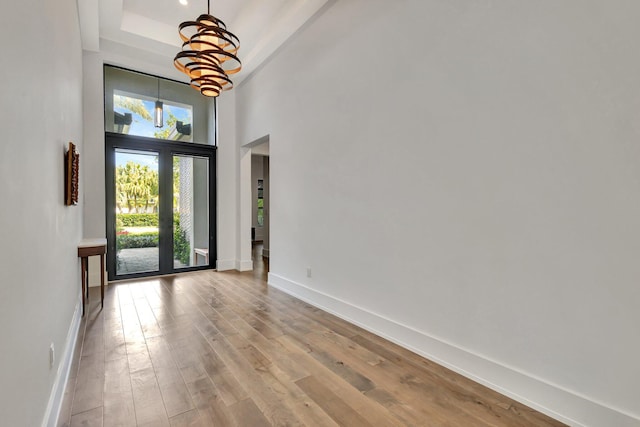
79,0 -> 330,84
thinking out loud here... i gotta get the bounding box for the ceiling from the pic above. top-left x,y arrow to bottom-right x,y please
78,0 -> 329,83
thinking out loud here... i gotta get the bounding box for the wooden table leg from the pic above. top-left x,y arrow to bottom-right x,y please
85,257 -> 89,301
81,257 -> 86,317
78,239 -> 107,315
100,253 -> 105,308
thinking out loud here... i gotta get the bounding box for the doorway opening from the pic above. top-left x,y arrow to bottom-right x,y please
249,138 -> 269,276
106,133 -> 216,281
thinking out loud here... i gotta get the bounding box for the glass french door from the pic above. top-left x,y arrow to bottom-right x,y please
113,149 -> 160,275
172,154 -> 210,269
106,133 -> 216,280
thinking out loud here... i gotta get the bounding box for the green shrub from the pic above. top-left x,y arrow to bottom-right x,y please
173,215 -> 190,265
118,213 -> 159,227
115,214 -> 190,266
117,231 -> 158,249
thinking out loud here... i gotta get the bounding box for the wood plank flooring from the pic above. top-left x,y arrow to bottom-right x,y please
58,258 -> 566,426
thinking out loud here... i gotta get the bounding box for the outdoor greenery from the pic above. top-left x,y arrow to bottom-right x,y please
116,161 -> 158,213
172,158 -> 191,265
114,95 -> 152,121
115,217 -> 189,263
118,213 -> 159,227
114,92 -> 191,141
173,213 -> 190,265
115,154 -> 191,264
115,157 -> 184,214
117,231 -> 158,249
113,95 -> 197,269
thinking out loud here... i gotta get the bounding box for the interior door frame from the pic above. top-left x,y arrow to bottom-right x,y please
105,132 -> 217,281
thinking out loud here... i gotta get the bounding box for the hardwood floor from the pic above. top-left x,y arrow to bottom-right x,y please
58,262 -> 565,426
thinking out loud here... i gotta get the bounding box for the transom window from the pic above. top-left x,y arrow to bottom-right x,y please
113,90 -> 193,142
104,65 -> 216,146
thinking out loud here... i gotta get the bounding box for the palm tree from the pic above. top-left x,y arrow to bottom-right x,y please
114,95 -> 152,121
143,168 -> 159,213
116,162 -> 157,213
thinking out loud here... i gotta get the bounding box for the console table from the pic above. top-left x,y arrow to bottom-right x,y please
78,238 -> 107,316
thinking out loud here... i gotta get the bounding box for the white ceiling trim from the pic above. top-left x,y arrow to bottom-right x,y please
120,10 -> 180,48
80,0 -> 332,84
77,0 -> 100,52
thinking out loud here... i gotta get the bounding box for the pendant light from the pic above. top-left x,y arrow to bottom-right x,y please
174,0 -> 241,97
154,78 -> 163,128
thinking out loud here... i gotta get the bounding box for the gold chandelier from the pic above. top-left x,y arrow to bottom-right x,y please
174,0 -> 241,97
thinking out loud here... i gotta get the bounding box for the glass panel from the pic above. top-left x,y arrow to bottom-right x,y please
104,66 -> 215,145
115,150 -> 160,275
173,155 -> 209,268
113,91 -> 193,142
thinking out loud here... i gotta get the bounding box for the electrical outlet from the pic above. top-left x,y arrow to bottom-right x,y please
49,343 -> 55,368
306,267 -> 312,278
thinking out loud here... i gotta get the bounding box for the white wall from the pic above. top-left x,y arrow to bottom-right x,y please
216,92 -> 239,270
235,1 -> 640,425
83,52 -> 106,240
237,145 -> 253,270
0,0 -> 84,425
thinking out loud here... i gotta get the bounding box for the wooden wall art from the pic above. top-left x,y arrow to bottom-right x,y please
64,142 -> 79,206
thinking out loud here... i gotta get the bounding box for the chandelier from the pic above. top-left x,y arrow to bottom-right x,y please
174,0 -> 241,97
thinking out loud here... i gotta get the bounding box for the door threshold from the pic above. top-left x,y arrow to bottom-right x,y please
108,268 -> 217,284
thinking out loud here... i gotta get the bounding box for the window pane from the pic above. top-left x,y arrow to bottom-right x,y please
115,150 -> 160,275
104,66 -> 215,145
173,155 -> 209,268
113,92 -> 193,142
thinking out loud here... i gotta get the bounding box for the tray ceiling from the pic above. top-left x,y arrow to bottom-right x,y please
79,0 -> 329,83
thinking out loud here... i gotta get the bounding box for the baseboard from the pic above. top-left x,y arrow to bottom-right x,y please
216,259 -> 236,271
268,273 -> 640,427
42,298 -> 82,427
236,259 -> 253,272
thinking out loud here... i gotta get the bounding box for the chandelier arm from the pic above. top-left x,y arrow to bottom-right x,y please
178,18 -> 239,47
177,41 -> 241,65
174,49 -> 230,69
195,14 -> 227,28
174,53 -> 235,86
